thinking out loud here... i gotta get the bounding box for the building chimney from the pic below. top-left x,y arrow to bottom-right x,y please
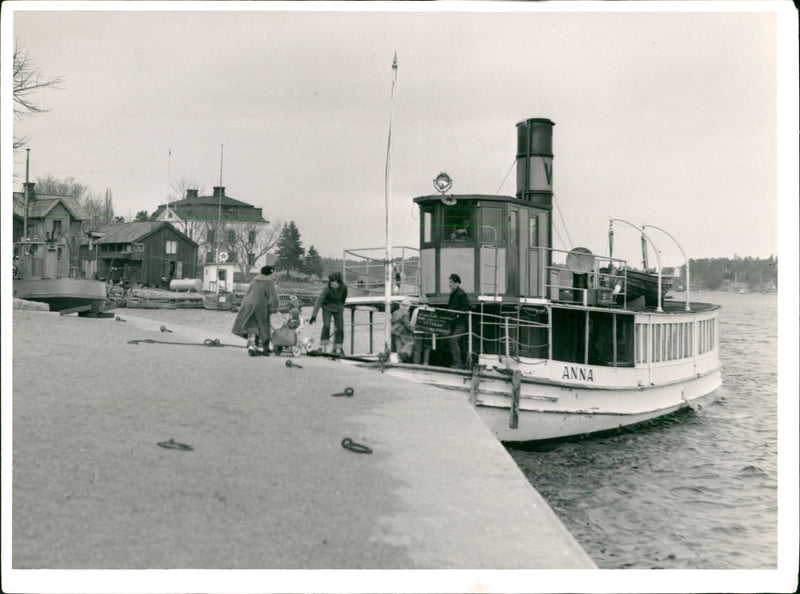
186,189 -> 199,199
213,186 -> 225,197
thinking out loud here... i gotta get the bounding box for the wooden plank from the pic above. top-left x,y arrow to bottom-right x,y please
509,369 -> 521,429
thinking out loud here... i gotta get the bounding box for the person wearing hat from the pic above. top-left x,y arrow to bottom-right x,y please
231,265 -> 279,356
391,296 -> 416,362
447,273 -> 472,369
309,271 -> 348,355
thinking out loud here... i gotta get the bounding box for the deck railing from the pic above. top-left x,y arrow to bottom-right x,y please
526,246 -> 629,307
343,246 -> 420,297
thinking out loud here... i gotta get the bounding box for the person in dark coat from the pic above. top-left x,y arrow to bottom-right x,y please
231,265 -> 280,356
447,273 -> 472,369
309,271 -> 348,355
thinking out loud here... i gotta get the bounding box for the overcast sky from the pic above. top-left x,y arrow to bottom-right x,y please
4,2 -> 793,268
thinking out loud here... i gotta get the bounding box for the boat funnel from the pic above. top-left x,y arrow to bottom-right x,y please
515,118 -> 554,209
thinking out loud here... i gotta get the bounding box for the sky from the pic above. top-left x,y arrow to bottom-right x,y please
3,2 -> 793,268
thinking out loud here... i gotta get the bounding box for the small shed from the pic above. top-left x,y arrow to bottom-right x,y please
203,262 -> 238,293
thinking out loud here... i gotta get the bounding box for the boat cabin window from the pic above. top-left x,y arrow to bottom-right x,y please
442,205 -> 474,243
480,206 -> 504,245
551,308 -> 635,367
421,209 -> 433,245
529,216 -> 539,246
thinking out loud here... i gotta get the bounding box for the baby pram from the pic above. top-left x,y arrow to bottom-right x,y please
271,305 -> 314,357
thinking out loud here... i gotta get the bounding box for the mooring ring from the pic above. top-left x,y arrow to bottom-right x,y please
341,438 -> 372,454
157,438 -> 193,451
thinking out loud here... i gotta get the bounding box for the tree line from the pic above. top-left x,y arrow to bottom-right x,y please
687,256 -> 777,292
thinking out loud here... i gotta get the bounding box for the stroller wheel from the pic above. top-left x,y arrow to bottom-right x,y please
292,345 -> 302,357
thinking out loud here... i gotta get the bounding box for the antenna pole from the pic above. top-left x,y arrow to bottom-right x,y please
217,144 -> 223,264
384,52 -> 398,354
23,148 -> 30,239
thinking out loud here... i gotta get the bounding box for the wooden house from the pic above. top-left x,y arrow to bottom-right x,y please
90,221 -> 198,287
12,182 -> 89,279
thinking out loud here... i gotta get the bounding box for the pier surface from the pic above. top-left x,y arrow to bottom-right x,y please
9,309 -> 595,572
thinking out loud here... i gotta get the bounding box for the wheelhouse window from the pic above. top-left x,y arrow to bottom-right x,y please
422,209 -> 433,245
529,216 -> 539,246
442,205 -> 474,243
480,206 -> 504,245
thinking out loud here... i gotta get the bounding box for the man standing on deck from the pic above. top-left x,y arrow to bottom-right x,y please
447,273 -> 471,369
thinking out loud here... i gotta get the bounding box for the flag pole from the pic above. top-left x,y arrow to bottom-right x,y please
384,52 -> 398,354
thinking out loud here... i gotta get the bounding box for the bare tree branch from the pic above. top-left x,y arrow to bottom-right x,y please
13,40 -> 64,148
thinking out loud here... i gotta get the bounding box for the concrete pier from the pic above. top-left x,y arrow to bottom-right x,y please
8,309 -> 596,575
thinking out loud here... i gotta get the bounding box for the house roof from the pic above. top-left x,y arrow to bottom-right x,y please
94,221 -> 198,247
165,193 -> 252,208
151,192 -> 267,223
12,191 -> 88,220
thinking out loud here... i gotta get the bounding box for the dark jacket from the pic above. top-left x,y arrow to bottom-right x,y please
231,274 -> 280,339
312,282 -> 348,317
447,285 -> 471,326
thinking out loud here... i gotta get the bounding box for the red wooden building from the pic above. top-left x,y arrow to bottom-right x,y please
89,221 -> 198,287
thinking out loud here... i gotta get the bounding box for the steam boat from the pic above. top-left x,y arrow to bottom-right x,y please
337,117 -> 721,443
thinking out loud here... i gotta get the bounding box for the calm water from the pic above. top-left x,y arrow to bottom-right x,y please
123,291 -> 778,569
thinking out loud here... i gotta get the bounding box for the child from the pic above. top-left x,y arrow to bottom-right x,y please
309,271 -> 348,355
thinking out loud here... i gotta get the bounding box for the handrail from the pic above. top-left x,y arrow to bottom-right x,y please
642,224 -> 691,311
529,245 -> 628,307
343,246 -> 421,297
610,218 -> 663,312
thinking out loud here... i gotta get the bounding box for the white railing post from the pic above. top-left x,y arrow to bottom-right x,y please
643,224 -> 691,311
468,310 -> 473,361
504,316 -> 510,366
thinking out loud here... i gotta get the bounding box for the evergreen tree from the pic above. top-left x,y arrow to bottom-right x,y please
275,221 -> 305,278
303,245 -> 323,278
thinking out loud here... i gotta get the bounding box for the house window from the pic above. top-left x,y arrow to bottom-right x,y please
166,240 -> 177,254
207,229 -> 215,245
227,230 -> 235,244
248,230 -> 256,244
206,251 -> 214,264
132,242 -> 144,252
248,253 -> 255,265
52,219 -> 62,237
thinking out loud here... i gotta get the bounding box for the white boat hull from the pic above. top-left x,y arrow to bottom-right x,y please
476,371 -> 721,442
351,361 -> 721,442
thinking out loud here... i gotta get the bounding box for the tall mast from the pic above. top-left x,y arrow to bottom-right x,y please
23,148 -> 30,239
166,148 -> 172,220
217,143 -> 223,263
383,52 -> 398,353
